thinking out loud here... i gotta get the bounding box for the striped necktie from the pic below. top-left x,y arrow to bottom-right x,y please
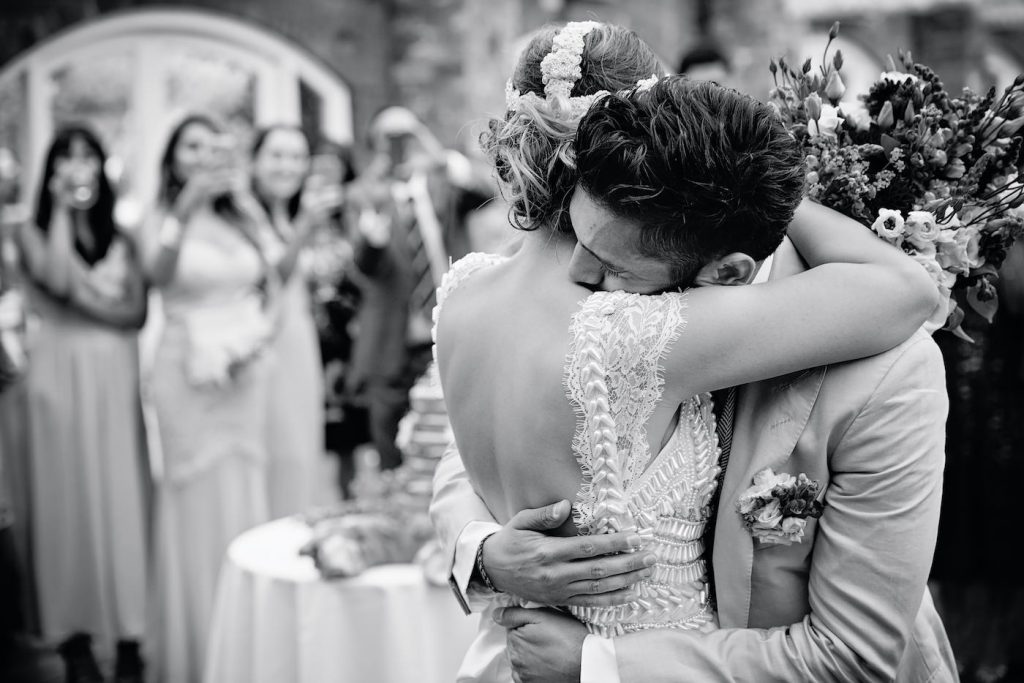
705,386 -> 736,607
403,172 -> 448,323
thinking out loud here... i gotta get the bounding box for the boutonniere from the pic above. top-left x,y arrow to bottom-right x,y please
737,468 -> 824,545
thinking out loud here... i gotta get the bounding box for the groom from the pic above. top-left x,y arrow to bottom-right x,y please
430,75 -> 957,681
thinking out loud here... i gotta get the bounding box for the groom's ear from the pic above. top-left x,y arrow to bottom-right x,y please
693,252 -> 758,286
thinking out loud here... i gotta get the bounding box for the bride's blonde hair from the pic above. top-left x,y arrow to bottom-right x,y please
481,23 -> 664,235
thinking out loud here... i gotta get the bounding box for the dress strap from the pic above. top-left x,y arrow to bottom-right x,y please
431,251 -> 507,362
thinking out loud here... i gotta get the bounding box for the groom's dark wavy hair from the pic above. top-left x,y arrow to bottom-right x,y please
575,76 -> 805,285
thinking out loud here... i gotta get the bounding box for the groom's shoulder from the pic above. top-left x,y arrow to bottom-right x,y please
822,328 -> 944,398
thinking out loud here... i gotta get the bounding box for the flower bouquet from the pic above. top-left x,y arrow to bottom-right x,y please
768,22 -> 1024,339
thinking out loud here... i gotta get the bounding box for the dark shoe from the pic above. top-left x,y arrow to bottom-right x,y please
113,639 -> 144,683
56,632 -> 103,683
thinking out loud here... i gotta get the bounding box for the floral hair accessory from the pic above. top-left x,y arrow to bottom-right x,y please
635,74 -> 660,93
737,467 -> 824,545
506,21 -> 608,120
505,23 -> 664,121
541,21 -> 603,100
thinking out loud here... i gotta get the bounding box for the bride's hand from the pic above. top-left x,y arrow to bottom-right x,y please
481,501 -> 656,607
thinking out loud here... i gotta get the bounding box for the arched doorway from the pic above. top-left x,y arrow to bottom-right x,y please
0,8 -> 353,210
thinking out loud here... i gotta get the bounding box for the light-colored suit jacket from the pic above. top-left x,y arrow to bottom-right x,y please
430,326 -> 958,682
610,328 -> 957,682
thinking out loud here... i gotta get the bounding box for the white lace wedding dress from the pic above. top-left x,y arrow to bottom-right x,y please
436,253 -> 721,640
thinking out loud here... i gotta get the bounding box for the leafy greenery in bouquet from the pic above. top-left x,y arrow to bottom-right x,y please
768,22 -> 1024,339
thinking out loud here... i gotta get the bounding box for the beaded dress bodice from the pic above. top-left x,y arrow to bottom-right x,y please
435,253 -> 720,637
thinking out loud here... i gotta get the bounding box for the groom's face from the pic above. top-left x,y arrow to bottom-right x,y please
567,187 -> 680,294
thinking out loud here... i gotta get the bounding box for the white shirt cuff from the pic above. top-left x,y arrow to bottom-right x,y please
452,520 -> 503,612
581,634 -> 620,683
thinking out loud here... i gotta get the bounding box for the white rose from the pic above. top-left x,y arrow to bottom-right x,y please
956,226 -> 983,269
754,499 -> 783,529
752,467 -> 777,488
738,495 -> 760,515
904,211 -> 942,251
753,468 -> 795,492
839,101 -> 871,131
781,517 -> 807,541
808,104 -> 843,139
936,226 -> 982,274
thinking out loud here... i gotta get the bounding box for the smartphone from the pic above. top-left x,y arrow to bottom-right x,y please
310,154 -> 344,187
210,134 -> 238,172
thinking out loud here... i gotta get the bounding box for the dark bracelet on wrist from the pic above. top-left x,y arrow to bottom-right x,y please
475,532 -> 502,594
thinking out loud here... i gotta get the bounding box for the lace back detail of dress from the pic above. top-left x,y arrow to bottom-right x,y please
565,291 -> 689,532
564,290 -> 722,637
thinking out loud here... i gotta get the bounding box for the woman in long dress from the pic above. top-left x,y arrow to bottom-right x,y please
249,125 -> 342,516
140,115 -> 274,683
432,24 -> 941,681
17,125 -> 149,682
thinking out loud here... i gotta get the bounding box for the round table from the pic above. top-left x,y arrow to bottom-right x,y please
204,516 -> 480,683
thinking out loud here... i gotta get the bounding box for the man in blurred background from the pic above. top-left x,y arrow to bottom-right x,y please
345,106 -> 493,472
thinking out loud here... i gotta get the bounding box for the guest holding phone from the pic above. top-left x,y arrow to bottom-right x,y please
250,124 -> 344,515
16,125 -> 149,683
139,115 -> 274,683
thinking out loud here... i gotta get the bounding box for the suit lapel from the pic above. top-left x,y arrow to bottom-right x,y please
712,366 -> 826,627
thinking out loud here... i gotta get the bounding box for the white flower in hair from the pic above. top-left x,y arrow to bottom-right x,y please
635,74 -> 660,92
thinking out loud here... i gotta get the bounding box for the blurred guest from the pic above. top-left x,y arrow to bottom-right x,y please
932,243 -> 1024,683
678,40 -> 733,85
250,124 -> 343,516
345,107 -> 492,470
139,115 -> 273,683
304,139 -> 372,497
0,146 -> 37,656
16,125 -> 149,683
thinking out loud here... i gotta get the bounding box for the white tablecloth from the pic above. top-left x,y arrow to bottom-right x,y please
205,517 -> 480,683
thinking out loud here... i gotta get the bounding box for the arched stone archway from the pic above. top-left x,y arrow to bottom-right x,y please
0,8 -> 354,208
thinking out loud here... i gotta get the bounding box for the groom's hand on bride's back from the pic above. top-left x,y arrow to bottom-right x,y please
482,500 -> 656,606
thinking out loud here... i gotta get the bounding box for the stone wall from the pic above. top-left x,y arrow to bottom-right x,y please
0,0 -> 1019,154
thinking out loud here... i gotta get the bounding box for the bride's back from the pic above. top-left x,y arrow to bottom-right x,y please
435,247 -> 585,532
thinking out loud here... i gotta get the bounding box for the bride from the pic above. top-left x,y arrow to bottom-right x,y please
431,22 -> 938,681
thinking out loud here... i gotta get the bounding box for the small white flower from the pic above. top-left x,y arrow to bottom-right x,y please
839,101 -> 871,131
635,74 -> 659,92
872,208 -> 906,242
505,79 -> 522,112
781,517 -> 807,535
880,71 -> 919,85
